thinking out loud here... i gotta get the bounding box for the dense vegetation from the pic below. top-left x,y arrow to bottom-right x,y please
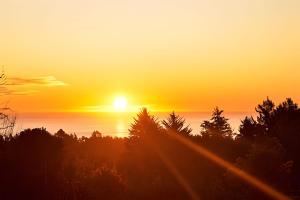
0,98 -> 300,200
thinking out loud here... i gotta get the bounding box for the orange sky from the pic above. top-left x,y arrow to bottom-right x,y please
0,0 -> 300,113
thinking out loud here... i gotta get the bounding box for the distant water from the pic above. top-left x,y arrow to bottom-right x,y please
14,112 -> 254,137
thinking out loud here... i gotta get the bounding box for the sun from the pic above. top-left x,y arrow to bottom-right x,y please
113,96 -> 127,112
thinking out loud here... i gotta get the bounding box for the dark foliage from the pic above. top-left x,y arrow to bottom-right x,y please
162,111 -> 192,136
0,99 -> 300,199
200,107 -> 233,138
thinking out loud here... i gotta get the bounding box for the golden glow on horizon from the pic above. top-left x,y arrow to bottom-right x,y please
80,94 -> 149,113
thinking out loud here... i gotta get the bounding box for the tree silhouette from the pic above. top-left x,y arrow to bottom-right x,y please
0,69 -> 16,136
1,98 -> 300,199
129,108 -> 161,138
200,107 -> 233,138
162,112 -> 192,136
55,129 -> 77,143
91,130 -> 103,138
1,128 -> 63,200
238,97 -> 300,192
239,116 -> 261,140
224,136 -> 291,200
255,97 -> 275,132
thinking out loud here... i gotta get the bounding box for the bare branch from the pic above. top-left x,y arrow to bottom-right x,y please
0,67 -> 16,136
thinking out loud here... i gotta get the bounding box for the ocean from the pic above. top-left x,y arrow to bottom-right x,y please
14,112 -> 254,137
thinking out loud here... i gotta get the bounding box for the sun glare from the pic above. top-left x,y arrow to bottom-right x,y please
113,96 -> 127,112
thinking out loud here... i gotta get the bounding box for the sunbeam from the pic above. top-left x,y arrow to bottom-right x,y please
144,135 -> 200,200
166,131 -> 291,200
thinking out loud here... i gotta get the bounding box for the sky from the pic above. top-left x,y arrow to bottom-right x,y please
0,0 -> 300,113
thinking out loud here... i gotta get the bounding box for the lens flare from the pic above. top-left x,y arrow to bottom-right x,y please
166,131 -> 291,200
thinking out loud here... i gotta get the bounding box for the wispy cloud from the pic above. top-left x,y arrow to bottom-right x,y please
0,87 -> 39,95
0,76 -> 67,96
6,76 -> 67,87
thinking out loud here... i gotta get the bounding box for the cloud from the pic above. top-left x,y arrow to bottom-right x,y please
6,76 -> 67,87
0,76 -> 67,96
0,87 -> 38,95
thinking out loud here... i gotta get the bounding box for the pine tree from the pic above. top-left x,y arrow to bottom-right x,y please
200,107 -> 233,138
162,112 -> 192,136
129,108 -> 161,138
